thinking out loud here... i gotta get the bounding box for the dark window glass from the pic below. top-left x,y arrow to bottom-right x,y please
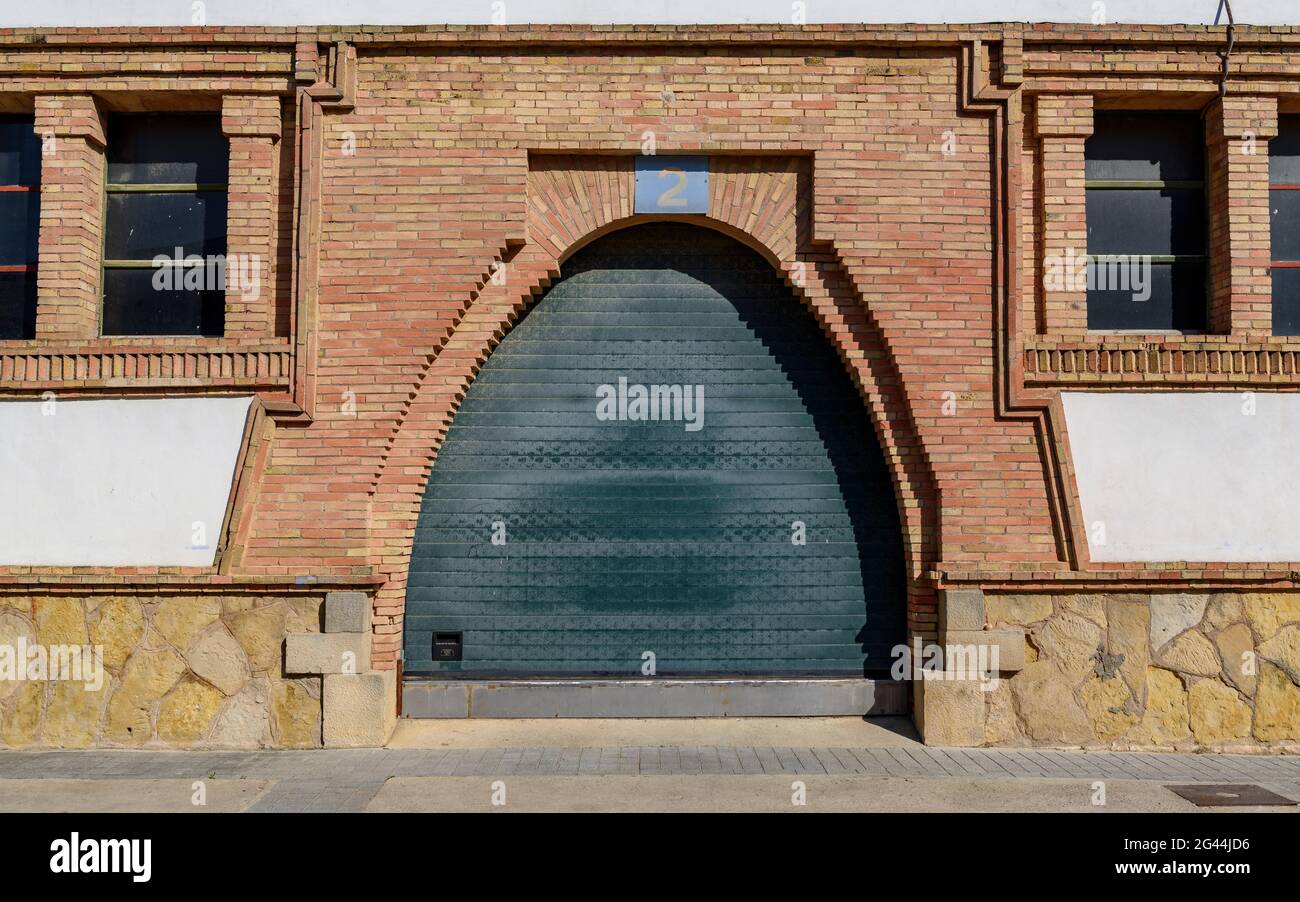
0,271 -> 36,339
1087,261 -> 1206,332
1271,116 -> 1300,335
0,192 -> 40,265
104,193 -> 227,260
0,114 -> 39,340
101,269 -> 224,337
106,114 -> 228,185
1269,114 -> 1300,185
0,117 -> 40,186
1271,188 -> 1300,263
102,114 -> 227,336
1085,113 -> 1205,183
1085,112 -> 1207,331
1086,188 -> 1206,257
1273,268 -> 1300,336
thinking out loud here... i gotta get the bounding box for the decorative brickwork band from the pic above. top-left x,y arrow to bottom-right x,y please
33,94 -> 106,340
222,94 -> 283,338
1035,94 -> 1093,338
1206,95 -> 1278,337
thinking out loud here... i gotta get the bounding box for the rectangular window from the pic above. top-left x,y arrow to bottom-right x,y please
1271,114 -> 1300,336
102,114 -> 228,336
1084,112 -> 1207,332
0,115 -> 40,340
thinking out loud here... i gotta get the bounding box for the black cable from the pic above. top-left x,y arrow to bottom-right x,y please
1217,0 -> 1236,99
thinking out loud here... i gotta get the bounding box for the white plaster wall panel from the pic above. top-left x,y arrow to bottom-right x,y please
0,396 -> 252,566
0,0 -> 1286,27
1062,391 -> 1300,563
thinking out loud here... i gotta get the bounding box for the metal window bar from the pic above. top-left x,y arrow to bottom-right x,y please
1083,179 -> 1205,190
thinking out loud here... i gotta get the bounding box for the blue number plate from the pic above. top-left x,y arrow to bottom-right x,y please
634,156 -> 709,214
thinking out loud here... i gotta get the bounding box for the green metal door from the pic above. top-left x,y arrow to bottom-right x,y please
404,223 -> 905,676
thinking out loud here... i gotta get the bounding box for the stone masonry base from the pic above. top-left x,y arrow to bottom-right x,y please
920,589 -> 1300,751
0,594 -> 323,748
2,591 -> 1298,750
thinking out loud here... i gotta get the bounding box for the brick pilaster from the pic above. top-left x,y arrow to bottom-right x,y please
1206,95 -> 1278,336
221,94 -> 282,338
32,95 -> 106,340
1035,94 -> 1094,338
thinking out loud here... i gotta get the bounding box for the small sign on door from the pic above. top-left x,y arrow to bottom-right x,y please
634,155 -> 708,214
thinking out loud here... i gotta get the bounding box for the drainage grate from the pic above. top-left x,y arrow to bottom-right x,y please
1166,784 -> 1298,807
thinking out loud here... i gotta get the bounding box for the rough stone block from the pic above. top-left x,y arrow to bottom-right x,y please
939,588 -> 987,632
915,677 -> 985,747
323,670 -> 398,748
285,632 -> 371,675
324,591 -> 371,633
944,628 -> 1026,672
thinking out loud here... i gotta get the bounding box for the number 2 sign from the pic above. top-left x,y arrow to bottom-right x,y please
634,155 -> 709,214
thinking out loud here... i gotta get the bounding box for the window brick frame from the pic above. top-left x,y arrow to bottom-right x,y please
1206,94 -> 1277,337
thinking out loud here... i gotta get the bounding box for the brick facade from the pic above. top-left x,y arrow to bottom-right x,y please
3,24 -> 1300,749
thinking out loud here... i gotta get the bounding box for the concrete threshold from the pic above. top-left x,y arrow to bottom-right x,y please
387,715 -> 922,749
401,677 -> 908,718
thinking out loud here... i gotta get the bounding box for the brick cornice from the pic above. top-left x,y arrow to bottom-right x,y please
938,564 -> 1300,591
0,573 -> 379,594
3,23 -> 1299,50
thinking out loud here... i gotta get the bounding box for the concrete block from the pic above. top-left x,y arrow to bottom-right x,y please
939,588 -> 986,632
323,669 -> 398,748
459,678 -> 906,718
943,628 -> 1026,672
400,681 -> 471,718
324,591 -> 371,633
915,676 -> 985,747
285,632 -> 371,675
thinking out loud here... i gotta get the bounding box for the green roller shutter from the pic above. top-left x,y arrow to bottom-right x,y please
405,223 -> 905,676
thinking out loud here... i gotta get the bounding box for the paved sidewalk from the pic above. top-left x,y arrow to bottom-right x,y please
1,718 -> 1298,812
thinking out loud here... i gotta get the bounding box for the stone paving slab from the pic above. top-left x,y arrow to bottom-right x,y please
1,746 -> 1297,783
363,775 -> 1299,814
1,746 -> 1298,812
0,779 -> 272,813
